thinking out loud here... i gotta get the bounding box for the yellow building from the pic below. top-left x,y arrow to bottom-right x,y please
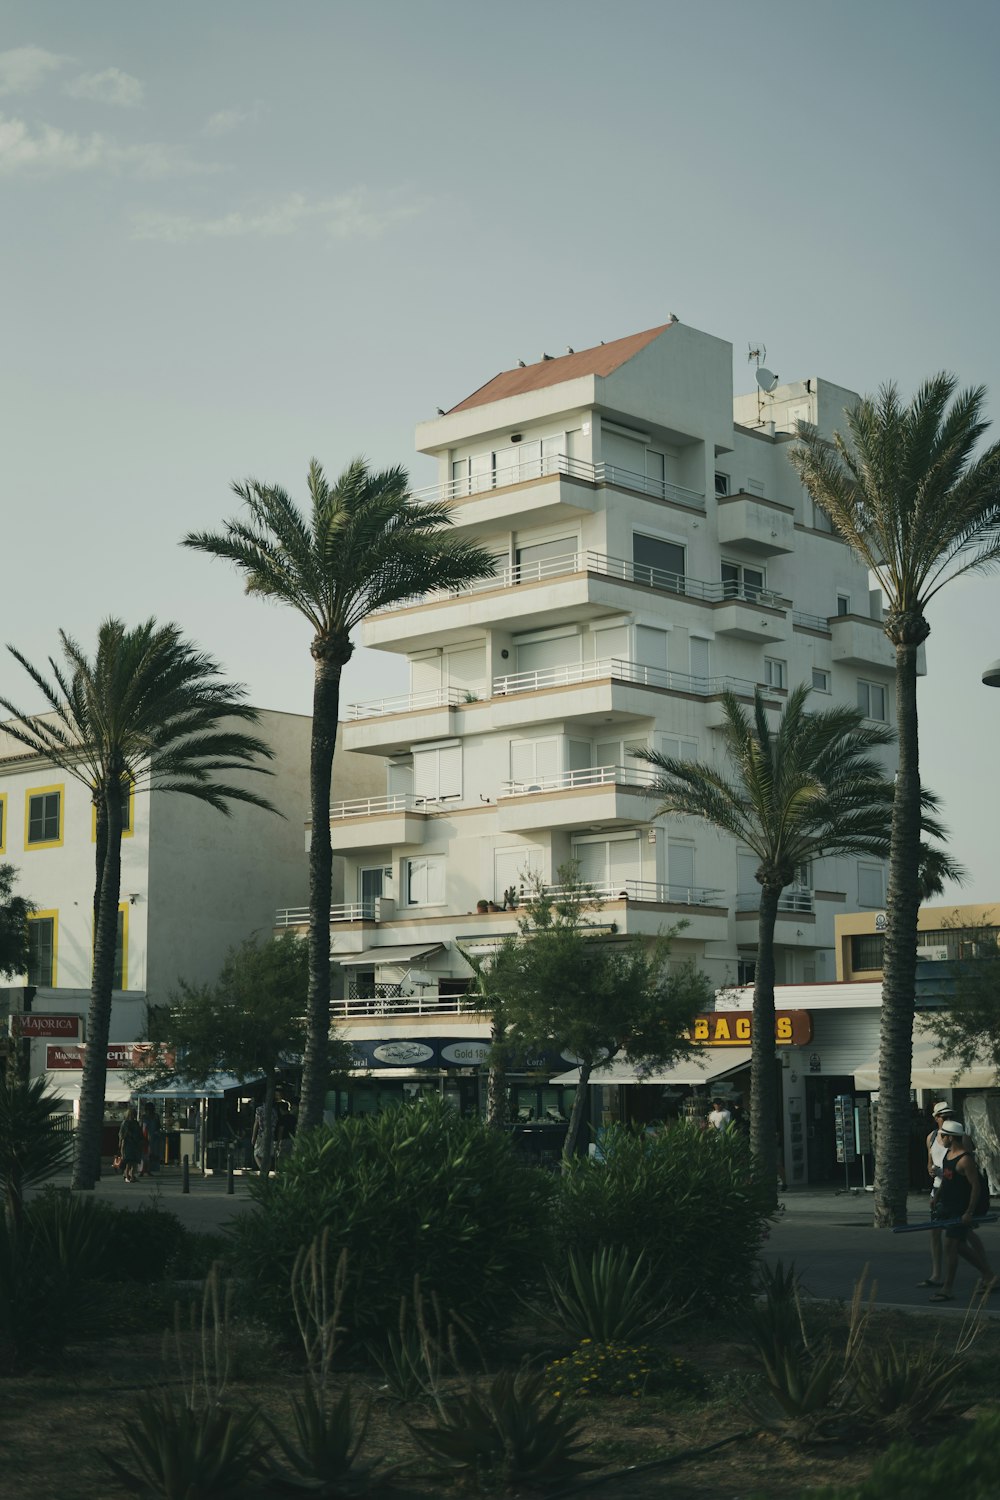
835,902 -> 999,983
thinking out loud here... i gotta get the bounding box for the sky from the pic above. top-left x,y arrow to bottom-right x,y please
2,0 -> 999,900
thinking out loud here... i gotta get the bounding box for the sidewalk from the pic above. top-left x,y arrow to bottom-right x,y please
29,1162 -> 258,1233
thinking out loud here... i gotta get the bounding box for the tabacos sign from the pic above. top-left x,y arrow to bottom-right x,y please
687,1010 -> 812,1047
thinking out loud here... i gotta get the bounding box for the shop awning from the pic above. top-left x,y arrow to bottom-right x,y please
338,943 -> 443,968
135,1073 -> 262,1099
42,1072 -> 134,1103
550,1047 -> 753,1087
853,1028 -> 997,1091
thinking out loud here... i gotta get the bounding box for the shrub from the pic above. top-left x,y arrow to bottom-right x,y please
229,1097 -> 554,1342
804,1409 -> 1000,1499
540,1246 -> 670,1345
543,1340 -> 706,1401
554,1122 -> 773,1315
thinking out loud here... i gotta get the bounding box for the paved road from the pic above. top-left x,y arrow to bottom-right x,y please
32,1173 -> 1000,1313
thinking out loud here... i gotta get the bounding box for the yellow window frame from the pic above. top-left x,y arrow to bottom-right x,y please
91,780 -> 135,842
27,910 -> 58,986
0,792 -> 6,854
92,902 -> 129,991
24,784 -> 65,850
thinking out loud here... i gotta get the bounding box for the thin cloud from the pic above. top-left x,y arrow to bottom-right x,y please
0,45 -> 66,96
66,67 -> 144,108
204,103 -> 265,136
0,113 -> 215,178
130,188 -> 426,243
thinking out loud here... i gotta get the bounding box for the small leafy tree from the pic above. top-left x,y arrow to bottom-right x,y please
0,865 -> 34,980
493,868 -> 713,1160
926,914 -> 1000,1080
145,935 -> 349,1173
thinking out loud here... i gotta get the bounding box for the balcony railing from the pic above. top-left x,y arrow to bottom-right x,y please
330,793 -> 426,820
276,902 -> 376,926
792,609 -> 831,632
500,763 -> 660,797
345,687 -> 467,721
735,890 -> 815,915
369,549 -> 790,616
540,879 -> 724,907
412,452 -> 704,510
332,991 -> 478,1019
493,657 -> 759,700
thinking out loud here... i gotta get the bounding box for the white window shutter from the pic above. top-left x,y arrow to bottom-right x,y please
438,745 -> 462,799
510,742 -> 534,783
413,751 -> 437,799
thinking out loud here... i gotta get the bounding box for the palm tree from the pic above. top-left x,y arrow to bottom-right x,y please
183,458 -> 496,1131
789,377 -> 1000,1225
640,685 -> 916,1193
0,619 -> 277,1190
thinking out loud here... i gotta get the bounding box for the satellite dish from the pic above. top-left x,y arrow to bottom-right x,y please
756,367 -> 779,394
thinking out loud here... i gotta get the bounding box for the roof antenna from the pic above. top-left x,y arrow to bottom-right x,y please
748,343 -> 779,427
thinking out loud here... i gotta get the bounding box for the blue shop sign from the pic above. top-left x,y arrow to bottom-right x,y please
349,1038 -> 570,1072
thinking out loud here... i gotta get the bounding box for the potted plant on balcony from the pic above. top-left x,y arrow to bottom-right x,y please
503,886 -> 518,911
476,899 -> 490,914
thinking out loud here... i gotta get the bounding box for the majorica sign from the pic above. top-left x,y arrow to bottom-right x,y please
688,1010 -> 812,1046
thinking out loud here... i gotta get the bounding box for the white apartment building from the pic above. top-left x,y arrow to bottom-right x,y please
290,320 -> 905,1119
0,712 -> 381,1110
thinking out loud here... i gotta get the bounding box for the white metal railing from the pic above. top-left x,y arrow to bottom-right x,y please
412,453 -> 704,510
275,902 -> 376,926
735,890 -> 815,915
330,793 -> 425,820
345,687 -> 466,721
369,548 -> 790,616
332,992 -> 477,1019
492,657 -> 759,700
541,880 -> 725,907
792,609 -> 831,632
500,763 -> 660,797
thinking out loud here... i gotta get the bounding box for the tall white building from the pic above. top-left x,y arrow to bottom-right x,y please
291,321 -> 904,1117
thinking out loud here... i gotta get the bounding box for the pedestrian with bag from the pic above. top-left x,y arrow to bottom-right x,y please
929,1119 -> 998,1302
118,1107 -> 144,1185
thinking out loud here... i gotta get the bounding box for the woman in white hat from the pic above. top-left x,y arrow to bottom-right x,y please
929,1119 -> 997,1302
917,1102 -> 972,1288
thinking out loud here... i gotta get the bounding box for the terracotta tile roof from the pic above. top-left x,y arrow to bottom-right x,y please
446,323 -> 674,414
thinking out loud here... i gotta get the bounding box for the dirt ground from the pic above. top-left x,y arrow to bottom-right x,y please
4,1297 -> 1000,1500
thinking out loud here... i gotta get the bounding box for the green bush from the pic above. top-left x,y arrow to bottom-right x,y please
554,1122 -> 773,1316
0,1215 -> 85,1369
803,1410 -> 1000,1499
229,1097 -> 554,1342
28,1190 -> 189,1283
543,1339 -> 706,1400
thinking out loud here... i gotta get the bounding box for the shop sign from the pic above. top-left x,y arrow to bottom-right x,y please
371,1041 -> 435,1066
12,1014 -> 80,1039
440,1042 -> 491,1066
688,1010 -> 812,1046
46,1043 -> 150,1070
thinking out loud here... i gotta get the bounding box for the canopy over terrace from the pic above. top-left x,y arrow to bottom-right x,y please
550,1047 -> 753,1088
853,1028 -> 997,1092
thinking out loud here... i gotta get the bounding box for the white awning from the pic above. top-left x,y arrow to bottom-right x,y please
338,943 -> 443,968
42,1072 -> 134,1103
550,1047 -> 753,1087
137,1073 -> 262,1099
853,1028 -> 997,1091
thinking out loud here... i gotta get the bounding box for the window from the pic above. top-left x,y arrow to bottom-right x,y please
764,657 -> 787,690
837,594 -> 851,616
413,742 -> 462,801
510,737 -> 560,786
571,833 -> 641,892
721,561 -> 766,601
813,502 -> 834,533
27,913 -> 56,986
92,779 -> 134,841
656,734 -> 698,761
114,906 -> 127,990
737,957 -> 757,986
0,793 -> 5,854
714,472 -> 730,497
595,736 -> 649,773
851,934 -> 884,972
632,532 -> 684,591
858,863 -> 885,907
26,787 -> 63,848
812,668 -> 831,693
405,856 -> 446,906
690,637 -> 711,687
667,840 -> 695,895
360,867 -> 392,910
514,536 -> 577,581
747,477 -> 765,496
857,679 -> 887,721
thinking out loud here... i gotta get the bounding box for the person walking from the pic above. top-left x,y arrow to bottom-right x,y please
118,1107 -> 144,1184
929,1119 -> 998,1302
917,1102 -> 969,1289
141,1104 -> 164,1176
707,1098 -> 731,1131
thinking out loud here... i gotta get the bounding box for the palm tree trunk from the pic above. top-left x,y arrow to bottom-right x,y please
298,651 -> 342,1133
751,884 -> 781,1204
562,1058 -> 593,1161
486,1016 -> 508,1130
258,1068 -> 277,1178
73,789 -> 124,1190
873,639 -> 923,1228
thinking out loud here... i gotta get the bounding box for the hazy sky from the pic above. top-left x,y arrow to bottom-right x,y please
3,1 -> 999,899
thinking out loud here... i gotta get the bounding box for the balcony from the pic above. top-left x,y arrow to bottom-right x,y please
363,550 -> 790,650
324,794 -> 429,852
276,903 -> 377,927
716,492 -> 795,554
733,889 -> 816,947
496,763 -> 660,831
406,454 -> 704,536
340,687 -> 467,755
829,614 -> 895,671
490,657 -> 761,731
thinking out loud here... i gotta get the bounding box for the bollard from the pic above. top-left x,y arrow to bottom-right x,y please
182,1154 -> 190,1194
227,1149 -> 235,1195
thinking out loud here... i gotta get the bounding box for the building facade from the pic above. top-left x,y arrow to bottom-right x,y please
278,319 -> 909,1123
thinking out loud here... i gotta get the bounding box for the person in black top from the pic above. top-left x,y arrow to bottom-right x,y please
930,1119 -> 998,1302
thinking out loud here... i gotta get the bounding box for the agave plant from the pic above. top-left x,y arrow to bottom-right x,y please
407,1365 -> 597,1489
100,1393 -> 264,1499
853,1343 -> 966,1438
261,1381 -> 378,1496
540,1245 -> 675,1345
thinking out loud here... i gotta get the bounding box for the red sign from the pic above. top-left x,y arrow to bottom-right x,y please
13,1014 -> 80,1039
688,1010 -> 813,1047
46,1043 -> 150,1070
